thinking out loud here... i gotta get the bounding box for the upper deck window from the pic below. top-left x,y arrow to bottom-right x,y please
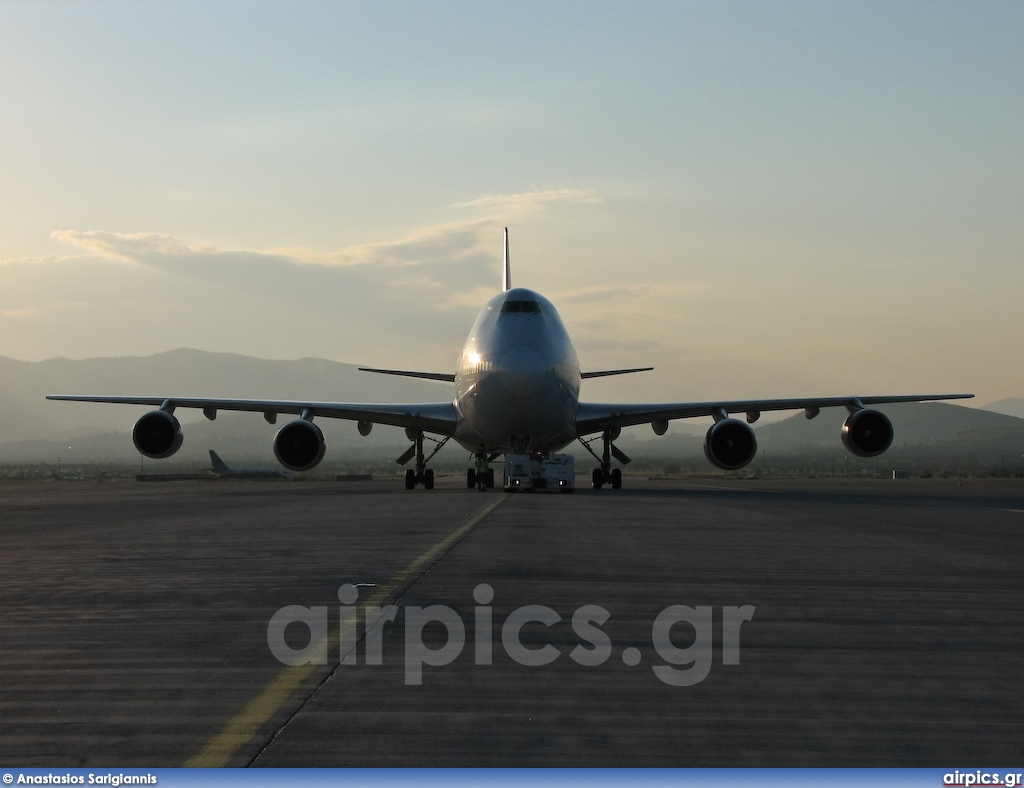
501,300 -> 541,314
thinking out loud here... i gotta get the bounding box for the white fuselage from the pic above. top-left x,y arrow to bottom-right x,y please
453,287 -> 580,454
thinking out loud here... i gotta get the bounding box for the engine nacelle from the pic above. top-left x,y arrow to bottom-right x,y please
133,410 -> 183,459
274,419 -> 326,472
841,409 -> 893,458
703,418 -> 757,471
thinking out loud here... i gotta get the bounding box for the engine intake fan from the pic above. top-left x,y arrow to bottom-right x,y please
274,419 -> 326,471
133,410 -> 183,459
704,418 -> 757,471
841,409 -> 893,458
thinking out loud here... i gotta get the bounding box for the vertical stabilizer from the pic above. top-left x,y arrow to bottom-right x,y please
503,227 -> 512,292
209,450 -> 229,472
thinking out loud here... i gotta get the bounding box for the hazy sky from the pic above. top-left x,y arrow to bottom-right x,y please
1,1 -> 1020,405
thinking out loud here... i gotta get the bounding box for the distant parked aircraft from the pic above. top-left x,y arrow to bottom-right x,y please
208,450 -> 290,479
49,229 -> 971,490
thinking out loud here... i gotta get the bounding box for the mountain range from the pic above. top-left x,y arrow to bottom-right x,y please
982,397 -> 1024,420
0,349 -> 443,465
1,350 -> 1020,474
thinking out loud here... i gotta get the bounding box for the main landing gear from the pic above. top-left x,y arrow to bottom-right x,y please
397,428 -> 448,490
579,428 -> 630,490
591,467 -> 622,490
466,453 -> 497,491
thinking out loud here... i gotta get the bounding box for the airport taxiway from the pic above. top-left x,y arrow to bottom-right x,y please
0,476 -> 1021,767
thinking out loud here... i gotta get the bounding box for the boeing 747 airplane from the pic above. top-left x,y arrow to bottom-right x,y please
49,229 -> 971,490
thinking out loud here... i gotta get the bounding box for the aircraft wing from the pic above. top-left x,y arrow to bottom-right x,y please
574,393 -> 974,436
46,395 -> 459,435
358,367 -> 456,382
580,367 -> 654,379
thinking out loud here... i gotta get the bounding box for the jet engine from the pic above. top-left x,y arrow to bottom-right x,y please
274,419 -> 326,472
703,418 -> 757,471
133,410 -> 183,459
841,409 -> 893,458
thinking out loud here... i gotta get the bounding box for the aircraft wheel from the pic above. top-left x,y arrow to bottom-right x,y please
485,468 -> 495,488
405,469 -> 416,489
592,468 -> 603,489
467,469 -> 477,488
424,469 -> 435,490
611,468 -> 622,490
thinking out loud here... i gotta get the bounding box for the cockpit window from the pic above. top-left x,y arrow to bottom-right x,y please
501,300 -> 541,314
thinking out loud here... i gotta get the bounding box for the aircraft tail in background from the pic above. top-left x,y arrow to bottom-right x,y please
208,450 -> 290,478
503,227 -> 512,292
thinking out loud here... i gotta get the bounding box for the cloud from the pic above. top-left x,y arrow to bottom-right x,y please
554,283 -> 687,303
451,188 -> 601,215
0,307 -> 40,319
548,283 -> 697,366
51,222 -> 501,284
3,222 -> 687,375
553,282 -> 694,318
0,255 -> 58,268
304,220 -> 500,271
50,230 -> 198,262
12,223 -> 511,365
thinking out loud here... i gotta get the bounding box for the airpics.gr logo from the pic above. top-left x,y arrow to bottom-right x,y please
944,772 -> 1023,787
268,583 -> 755,686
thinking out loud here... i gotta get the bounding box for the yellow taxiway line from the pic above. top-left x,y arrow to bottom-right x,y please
184,494 -> 506,767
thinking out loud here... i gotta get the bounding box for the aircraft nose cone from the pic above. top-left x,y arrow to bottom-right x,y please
497,346 -> 547,397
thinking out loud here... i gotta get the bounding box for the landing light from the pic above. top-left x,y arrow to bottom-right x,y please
468,352 -> 481,365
